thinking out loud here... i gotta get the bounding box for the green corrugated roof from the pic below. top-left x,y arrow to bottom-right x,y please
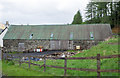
3,24 -> 112,40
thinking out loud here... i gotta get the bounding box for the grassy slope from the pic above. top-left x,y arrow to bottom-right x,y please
2,36 -> 119,76
42,36 -> 119,76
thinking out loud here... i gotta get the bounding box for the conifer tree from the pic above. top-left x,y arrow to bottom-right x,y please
72,10 -> 82,24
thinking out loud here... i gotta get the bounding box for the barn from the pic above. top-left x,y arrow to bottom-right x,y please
3,24 -> 112,52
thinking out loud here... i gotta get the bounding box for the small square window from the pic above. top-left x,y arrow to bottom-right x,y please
74,42 -> 77,43
90,32 -> 94,40
30,33 -> 33,39
51,33 -> 54,38
70,32 -> 73,40
50,33 -> 54,40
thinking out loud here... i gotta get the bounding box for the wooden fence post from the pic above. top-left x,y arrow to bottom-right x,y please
5,54 -> 8,63
29,56 -> 31,69
64,55 -> 67,76
44,56 -> 46,72
1,49 -> 3,61
19,55 -> 21,67
97,54 -> 100,78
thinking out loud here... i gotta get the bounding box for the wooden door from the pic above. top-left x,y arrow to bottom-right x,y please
60,40 -> 69,50
50,41 -> 61,50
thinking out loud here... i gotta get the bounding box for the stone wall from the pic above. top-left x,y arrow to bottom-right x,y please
3,39 -> 101,52
73,40 -> 100,50
3,39 -> 50,52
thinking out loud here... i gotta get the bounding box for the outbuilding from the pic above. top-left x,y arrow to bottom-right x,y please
3,24 -> 112,52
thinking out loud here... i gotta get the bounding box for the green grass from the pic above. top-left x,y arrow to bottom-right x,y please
67,50 -> 79,52
0,60 -> 2,76
1,60 -> 54,76
2,36 -> 119,76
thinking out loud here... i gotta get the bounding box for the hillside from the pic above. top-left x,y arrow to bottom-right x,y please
42,35 -> 119,76
2,36 -> 119,76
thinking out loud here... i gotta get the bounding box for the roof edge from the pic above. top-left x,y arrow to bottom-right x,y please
10,24 -> 110,26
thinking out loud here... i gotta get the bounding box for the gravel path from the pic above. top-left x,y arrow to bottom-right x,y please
23,51 -> 65,56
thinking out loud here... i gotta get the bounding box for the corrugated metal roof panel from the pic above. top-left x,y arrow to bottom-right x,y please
3,24 -> 112,40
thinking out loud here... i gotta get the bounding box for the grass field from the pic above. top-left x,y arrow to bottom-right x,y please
2,36 -> 119,76
1,61 -> 54,76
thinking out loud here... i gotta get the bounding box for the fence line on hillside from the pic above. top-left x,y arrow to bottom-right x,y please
3,52 -> 120,78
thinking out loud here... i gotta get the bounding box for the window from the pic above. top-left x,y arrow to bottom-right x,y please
50,33 -> 54,39
90,32 -> 94,40
74,41 -> 77,43
70,32 -> 73,40
30,33 -> 33,39
51,33 -> 54,38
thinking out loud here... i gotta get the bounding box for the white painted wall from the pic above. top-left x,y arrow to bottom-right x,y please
0,28 -> 8,47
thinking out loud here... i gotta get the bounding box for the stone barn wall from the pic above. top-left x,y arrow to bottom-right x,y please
73,40 -> 99,50
3,39 -> 101,52
3,39 -> 50,52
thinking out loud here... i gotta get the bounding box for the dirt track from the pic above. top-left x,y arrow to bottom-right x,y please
3,51 -> 66,57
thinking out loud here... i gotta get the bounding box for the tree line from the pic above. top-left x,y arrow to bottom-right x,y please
72,1 -> 120,28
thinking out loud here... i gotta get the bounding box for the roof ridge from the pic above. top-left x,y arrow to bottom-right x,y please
10,24 -> 110,26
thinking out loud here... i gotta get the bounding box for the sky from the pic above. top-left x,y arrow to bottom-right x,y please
0,0 -> 90,25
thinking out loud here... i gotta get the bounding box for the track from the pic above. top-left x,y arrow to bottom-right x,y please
4,51 -> 66,57
23,51 -> 65,56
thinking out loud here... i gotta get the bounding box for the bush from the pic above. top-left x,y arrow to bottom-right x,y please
5,60 -> 9,63
7,61 -> 14,65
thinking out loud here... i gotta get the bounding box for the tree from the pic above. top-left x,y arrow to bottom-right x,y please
85,0 -> 120,28
108,2 -> 120,28
72,10 -> 82,24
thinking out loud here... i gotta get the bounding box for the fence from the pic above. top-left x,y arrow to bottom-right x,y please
3,53 -> 120,78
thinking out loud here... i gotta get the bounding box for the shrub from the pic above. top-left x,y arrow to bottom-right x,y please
7,61 -> 14,65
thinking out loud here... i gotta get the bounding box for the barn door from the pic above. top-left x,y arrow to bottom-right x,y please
50,41 -> 55,50
60,40 -> 69,50
18,43 -> 25,52
50,41 -> 61,50
50,40 -> 70,50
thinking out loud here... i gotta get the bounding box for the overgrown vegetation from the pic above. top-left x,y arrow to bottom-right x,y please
112,26 -> 120,34
2,36 -> 119,76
